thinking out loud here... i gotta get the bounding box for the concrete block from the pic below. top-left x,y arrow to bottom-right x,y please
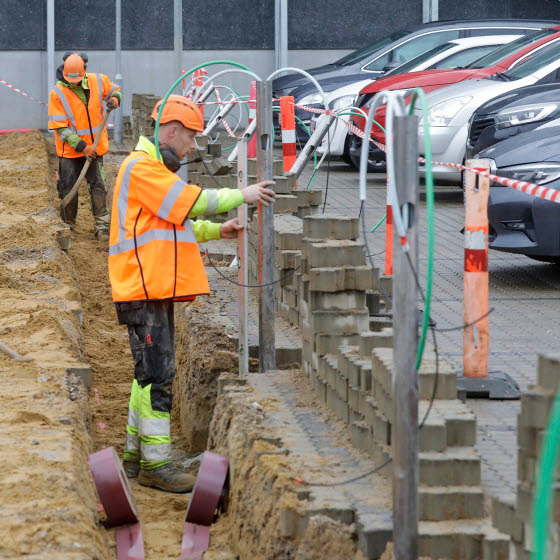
520,386 -> 555,429
314,333 -> 362,356
360,363 -> 372,393
207,142 -> 222,158
275,249 -> 300,270
308,240 -> 366,268
296,205 -> 319,219
419,449 -> 481,486
66,365 -> 92,388
419,417 -> 447,452
482,528 -> 511,560
356,511 -> 393,559
195,134 -> 209,149
444,412 -> 477,448
273,214 -> 304,250
247,158 -> 284,176
274,195 -> 300,214
303,215 -> 359,241
350,421 -> 370,452
491,495 -> 524,543
369,315 -> 393,332
291,189 -> 323,208
311,310 -> 369,335
359,329 -> 393,355
205,155 -> 232,176
348,387 -> 360,412
537,352 -> 560,393
366,290 -> 381,315
365,397 -> 378,427
419,486 -> 484,521
310,290 -> 366,312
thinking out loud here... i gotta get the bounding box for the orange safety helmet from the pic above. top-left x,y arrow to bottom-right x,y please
151,95 -> 204,133
63,53 -> 86,84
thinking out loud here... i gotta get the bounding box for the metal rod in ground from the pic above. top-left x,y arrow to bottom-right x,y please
289,113 -> 335,178
392,114 -> 419,560
173,0 -> 182,94
237,136 -> 249,375
256,80 -> 276,372
113,0 -> 123,145
227,119 -> 256,162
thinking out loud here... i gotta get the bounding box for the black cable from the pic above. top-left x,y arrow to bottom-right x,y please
197,148 -> 231,190
204,250 -> 301,288
321,126 -> 331,214
180,156 -> 203,166
435,307 -> 495,332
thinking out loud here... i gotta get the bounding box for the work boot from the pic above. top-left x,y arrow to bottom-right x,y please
123,460 -> 141,479
138,463 -> 196,493
95,227 -> 110,241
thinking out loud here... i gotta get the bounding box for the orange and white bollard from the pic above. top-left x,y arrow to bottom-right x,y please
279,96 -> 297,175
385,201 -> 393,276
194,68 -> 207,118
247,81 -> 257,159
458,159 -> 520,399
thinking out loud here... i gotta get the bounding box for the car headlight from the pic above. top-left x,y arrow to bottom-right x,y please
495,103 -> 559,130
332,95 -> 356,111
420,96 -> 472,127
298,93 -> 323,106
497,163 -> 560,185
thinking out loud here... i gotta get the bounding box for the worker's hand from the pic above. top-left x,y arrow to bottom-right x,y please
83,145 -> 97,160
220,218 -> 250,239
106,97 -> 119,112
242,181 -> 276,206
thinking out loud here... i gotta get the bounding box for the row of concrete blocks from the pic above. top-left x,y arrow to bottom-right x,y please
490,352 -> 560,559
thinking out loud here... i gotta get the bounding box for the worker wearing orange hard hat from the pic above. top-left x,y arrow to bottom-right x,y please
109,95 -> 275,493
48,52 -> 122,239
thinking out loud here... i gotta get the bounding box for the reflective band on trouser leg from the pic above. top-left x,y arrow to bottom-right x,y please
280,96 -> 297,176
247,81 -> 257,159
463,161 -> 490,378
385,203 -> 393,276
124,379 -> 140,461
139,383 -> 172,469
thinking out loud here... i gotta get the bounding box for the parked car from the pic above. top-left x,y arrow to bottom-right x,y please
348,26 -> 560,170
476,127 -> 560,262
272,19 -> 558,142
466,83 -> 560,159
309,35 -> 522,164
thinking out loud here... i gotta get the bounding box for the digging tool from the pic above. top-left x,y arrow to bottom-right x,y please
62,110 -> 111,209
0,341 -> 33,362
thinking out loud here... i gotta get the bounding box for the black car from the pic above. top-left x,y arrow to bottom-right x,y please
467,83 -> 560,159
272,19 -> 559,142
476,127 -> 560,262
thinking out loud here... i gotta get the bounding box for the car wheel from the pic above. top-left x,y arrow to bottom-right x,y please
342,135 -> 353,167
349,150 -> 387,173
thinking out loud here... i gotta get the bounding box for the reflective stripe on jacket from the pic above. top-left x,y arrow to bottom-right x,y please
48,73 -> 117,158
109,150 -> 209,302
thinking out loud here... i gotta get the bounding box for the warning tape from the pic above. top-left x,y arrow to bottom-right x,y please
0,78 -> 47,107
295,102 -> 560,205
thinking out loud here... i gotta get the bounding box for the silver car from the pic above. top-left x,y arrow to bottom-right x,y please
413,39 -> 560,181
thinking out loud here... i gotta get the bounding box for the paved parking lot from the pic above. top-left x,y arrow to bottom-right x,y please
299,159 -> 560,500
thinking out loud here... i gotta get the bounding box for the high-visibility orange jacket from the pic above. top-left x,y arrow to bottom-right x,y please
108,136 -> 244,303
48,73 -> 119,158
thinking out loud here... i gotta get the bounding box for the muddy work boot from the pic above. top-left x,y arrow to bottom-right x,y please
138,463 -> 196,493
123,459 -> 141,478
95,227 -> 110,241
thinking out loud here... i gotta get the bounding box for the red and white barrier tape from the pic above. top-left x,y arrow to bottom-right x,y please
294,102 -> 560,205
0,78 -> 47,107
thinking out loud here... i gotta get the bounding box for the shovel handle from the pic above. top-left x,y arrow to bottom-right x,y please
62,110 -> 111,209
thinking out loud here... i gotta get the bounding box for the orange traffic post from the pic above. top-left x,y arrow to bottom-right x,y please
385,198 -> 393,276
457,159 -> 520,399
279,96 -> 297,177
247,81 -> 257,159
194,68 -> 207,118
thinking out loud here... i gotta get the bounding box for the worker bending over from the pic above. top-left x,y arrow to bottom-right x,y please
108,95 -> 275,493
48,52 -> 122,239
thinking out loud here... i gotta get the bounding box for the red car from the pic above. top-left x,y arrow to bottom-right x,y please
349,26 -> 560,168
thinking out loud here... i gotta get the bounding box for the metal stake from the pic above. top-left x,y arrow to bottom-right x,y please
46,0 -> 55,130
114,0 -> 123,145
173,0 -> 182,93
274,0 -> 288,70
202,101 -> 236,137
256,80 -> 276,372
289,113 -> 335,178
227,120 -> 256,162
237,137 -> 249,375
392,114 -> 419,560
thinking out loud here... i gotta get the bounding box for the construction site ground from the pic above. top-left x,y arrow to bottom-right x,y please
1,128 -> 557,558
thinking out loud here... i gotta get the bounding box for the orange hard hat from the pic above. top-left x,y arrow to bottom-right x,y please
63,53 -> 86,84
151,95 -> 204,133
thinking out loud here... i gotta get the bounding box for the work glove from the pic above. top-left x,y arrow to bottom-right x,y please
83,145 -> 98,159
106,96 -> 119,112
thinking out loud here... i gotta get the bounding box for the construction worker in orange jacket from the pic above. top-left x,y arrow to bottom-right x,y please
48,52 -> 122,239
108,95 -> 275,493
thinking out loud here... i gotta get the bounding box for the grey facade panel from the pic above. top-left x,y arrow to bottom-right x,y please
0,0 -> 46,49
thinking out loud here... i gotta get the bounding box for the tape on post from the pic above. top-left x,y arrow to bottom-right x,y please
88,447 -> 145,560
178,451 -> 229,560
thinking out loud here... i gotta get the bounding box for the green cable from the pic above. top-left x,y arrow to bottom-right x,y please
408,88 -> 434,371
155,60 -> 254,161
533,391 -> 560,560
370,213 -> 387,233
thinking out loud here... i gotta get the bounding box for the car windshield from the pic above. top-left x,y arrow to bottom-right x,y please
466,28 -> 557,69
385,43 -> 452,75
503,40 -> 560,79
335,31 -> 410,66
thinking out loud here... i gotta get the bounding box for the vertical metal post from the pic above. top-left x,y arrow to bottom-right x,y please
392,114 -> 419,560
173,0 -> 182,91
275,0 -> 288,70
237,137 -> 249,375
423,0 -> 438,22
256,80 -> 276,372
114,0 -> 123,145
46,0 -> 55,129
